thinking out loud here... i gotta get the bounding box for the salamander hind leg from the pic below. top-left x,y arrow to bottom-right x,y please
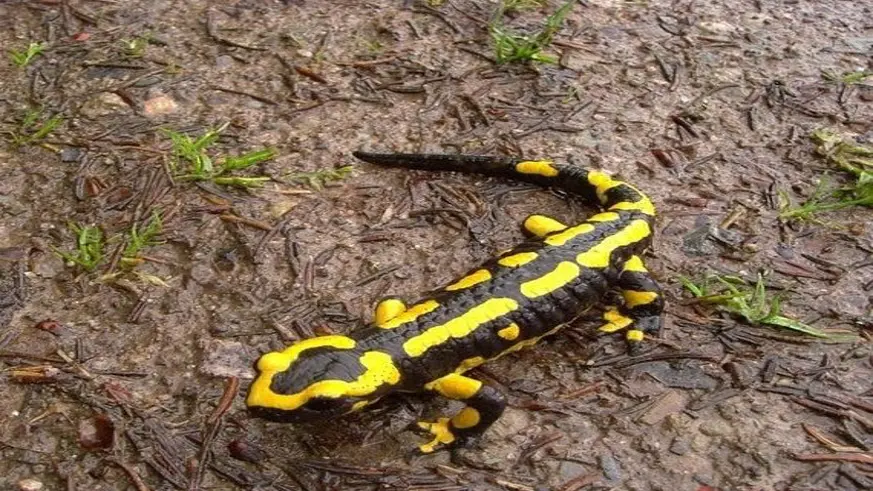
599,255 -> 664,352
416,374 -> 507,454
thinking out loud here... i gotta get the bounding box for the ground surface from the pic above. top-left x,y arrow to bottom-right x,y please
1,0 -> 872,490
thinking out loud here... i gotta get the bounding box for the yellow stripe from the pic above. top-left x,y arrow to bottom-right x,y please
497,323 -> 520,340
403,298 -> 519,357
587,171 -> 656,216
609,195 -> 655,216
587,212 -> 620,223
247,350 -> 399,410
576,219 -> 651,268
587,171 -> 623,205
520,261 -> 580,298
515,160 -> 559,177
498,252 -> 538,267
377,300 -> 440,329
623,290 -> 658,308
445,269 -> 492,291
544,223 -> 595,246
622,255 -> 647,273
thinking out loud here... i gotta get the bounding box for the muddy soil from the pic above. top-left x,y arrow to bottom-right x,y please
1,1 -> 872,490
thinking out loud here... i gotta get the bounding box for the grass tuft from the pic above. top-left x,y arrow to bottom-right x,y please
164,124 -> 276,188
489,0 -> 573,64
779,129 -> 873,220
9,42 -> 45,68
121,212 -> 164,267
820,69 -> 873,86
5,107 -> 63,147
680,273 -> 833,338
121,36 -> 150,58
283,165 -> 354,190
55,224 -> 105,272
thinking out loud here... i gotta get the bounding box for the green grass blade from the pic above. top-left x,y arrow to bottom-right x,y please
222,148 -> 277,172
761,315 -> 829,338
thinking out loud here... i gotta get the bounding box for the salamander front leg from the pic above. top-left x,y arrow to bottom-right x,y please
599,255 -> 664,352
416,374 -> 506,454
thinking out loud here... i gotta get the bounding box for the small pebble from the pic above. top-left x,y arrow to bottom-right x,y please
18,479 -> 43,491
599,453 -> 622,482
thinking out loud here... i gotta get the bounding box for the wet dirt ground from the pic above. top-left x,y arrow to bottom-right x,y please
1,0 -> 872,490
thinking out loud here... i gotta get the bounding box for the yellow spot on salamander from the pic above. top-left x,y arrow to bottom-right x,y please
599,308 -> 633,333
544,223 -> 595,246
425,373 -> 482,399
498,252 -> 538,268
497,323 -> 520,340
374,298 -> 406,325
622,255 -> 648,273
515,160 -> 559,177
403,298 -> 519,357
623,290 -> 658,308
377,299 -> 440,329
501,324 -> 563,356
445,269 -> 492,291
246,350 -> 400,411
452,407 -> 481,429
520,261 -> 580,298
626,329 -> 645,342
576,219 -> 651,268
455,356 -> 486,374
418,418 -> 454,453
523,215 -> 567,237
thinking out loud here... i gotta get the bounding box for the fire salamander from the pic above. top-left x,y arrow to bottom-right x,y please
247,152 -> 664,453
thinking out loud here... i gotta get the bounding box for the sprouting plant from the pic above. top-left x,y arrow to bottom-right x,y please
679,273 -> 851,339
121,212 -> 164,267
779,129 -> 873,220
9,42 -> 45,68
489,0 -> 574,64
820,69 -> 873,86
5,107 -> 63,146
55,224 -> 105,272
283,165 -> 354,190
121,36 -> 150,58
163,124 -> 276,188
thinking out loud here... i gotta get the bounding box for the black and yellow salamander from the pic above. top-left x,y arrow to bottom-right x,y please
246,152 -> 664,453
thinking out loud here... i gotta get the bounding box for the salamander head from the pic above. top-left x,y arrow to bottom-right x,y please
246,335 -> 400,423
